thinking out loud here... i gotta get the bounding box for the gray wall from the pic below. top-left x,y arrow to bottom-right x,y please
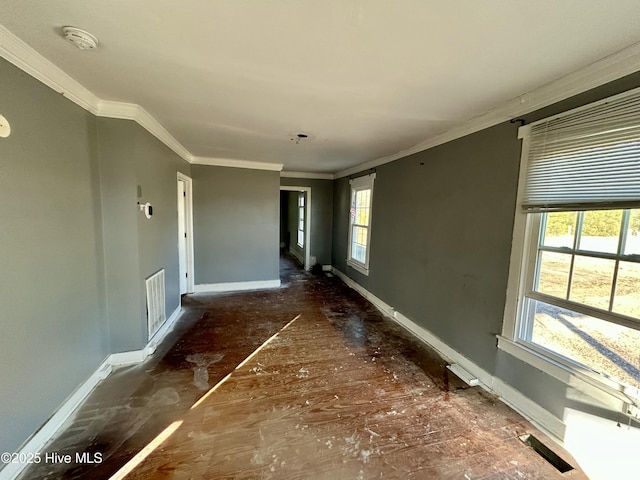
96,118 -> 191,352
0,59 -> 107,454
192,165 -> 280,284
281,178 -> 334,266
97,118 -> 143,352
134,123 -> 191,340
333,125 -> 521,373
0,58 -> 192,455
332,70 -> 640,425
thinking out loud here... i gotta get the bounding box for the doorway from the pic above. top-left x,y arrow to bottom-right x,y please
177,172 -> 194,294
280,186 -> 311,270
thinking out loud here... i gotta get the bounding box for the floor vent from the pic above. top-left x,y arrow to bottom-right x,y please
146,269 -> 166,340
519,434 -> 574,473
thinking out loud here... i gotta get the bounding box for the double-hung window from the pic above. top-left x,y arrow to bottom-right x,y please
502,88 -> 640,404
347,173 -> 375,275
297,193 -> 305,248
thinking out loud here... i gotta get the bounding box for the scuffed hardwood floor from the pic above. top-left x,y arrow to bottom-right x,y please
19,255 -> 586,479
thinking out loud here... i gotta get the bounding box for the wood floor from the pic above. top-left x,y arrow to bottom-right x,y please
19,256 -> 586,479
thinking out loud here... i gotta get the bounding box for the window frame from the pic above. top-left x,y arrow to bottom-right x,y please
500,124 -> 640,407
347,173 -> 376,276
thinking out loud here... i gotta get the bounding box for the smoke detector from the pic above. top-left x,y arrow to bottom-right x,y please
62,27 -> 99,50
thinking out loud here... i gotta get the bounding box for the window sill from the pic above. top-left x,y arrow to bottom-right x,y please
346,259 -> 369,276
497,335 -> 639,407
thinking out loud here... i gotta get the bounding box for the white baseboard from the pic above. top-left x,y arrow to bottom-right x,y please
331,266 -> 566,444
0,305 -> 183,480
493,377 -> 567,443
194,279 -> 281,293
0,358 -> 113,480
145,305 -> 182,357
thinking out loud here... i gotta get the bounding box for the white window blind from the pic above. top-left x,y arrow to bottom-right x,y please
522,87 -> 640,212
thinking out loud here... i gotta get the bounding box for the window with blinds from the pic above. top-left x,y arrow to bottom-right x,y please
509,87 -> 640,399
521,87 -> 640,212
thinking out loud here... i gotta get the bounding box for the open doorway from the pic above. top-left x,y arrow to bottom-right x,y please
177,172 -> 194,294
280,186 -> 311,270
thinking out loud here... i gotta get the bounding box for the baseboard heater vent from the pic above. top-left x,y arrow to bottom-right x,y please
519,434 -> 574,473
146,269 -> 166,340
446,364 -> 479,386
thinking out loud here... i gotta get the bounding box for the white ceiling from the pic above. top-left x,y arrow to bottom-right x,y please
2,1 -> 640,174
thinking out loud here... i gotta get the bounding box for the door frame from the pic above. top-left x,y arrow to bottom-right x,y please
280,186 -> 311,270
177,172 -> 195,293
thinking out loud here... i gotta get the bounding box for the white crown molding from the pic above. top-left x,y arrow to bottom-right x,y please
191,156 -> 283,171
280,171 -> 334,180
0,24 -> 100,114
1,25 -> 279,173
335,40 -> 640,179
96,100 -> 193,162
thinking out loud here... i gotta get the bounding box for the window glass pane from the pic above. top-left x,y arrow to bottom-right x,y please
578,210 -> 623,253
613,261 -> 640,319
529,299 -> 640,390
569,256 -> 615,310
351,226 -> 368,263
535,252 -> 571,299
297,230 -> 304,246
355,189 -> 371,226
356,189 -> 370,208
625,209 -> 640,255
541,212 -> 577,248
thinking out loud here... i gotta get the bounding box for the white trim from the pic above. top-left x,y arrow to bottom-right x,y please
0,25 -> 282,174
347,174 -> 375,275
108,350 -> 146,367
331,265 -> 566,443
6,21 -> 640,179
177,172 -> 195,294
0,24 -> 100,114
497,336 -> 636,408
502,130 -> 534,339
280,171 -> 334,180
391,309 -> 495,388
98,101 -> 192,162
0,304 -> 183,480
280,186 -> 312,270
145,305 -> 182,357
492,377 -> 567,442
191,156 -> 283,171
335,40 -> 640,179
194,279 -> 281,293
0,357 -> 111,480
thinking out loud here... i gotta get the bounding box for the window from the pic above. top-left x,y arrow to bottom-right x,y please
347,173 -> 375,275
502,88 -> 640,402
297,193 -> 305,248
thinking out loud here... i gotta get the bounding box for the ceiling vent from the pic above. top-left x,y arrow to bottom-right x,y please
62,27 -> 99,50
